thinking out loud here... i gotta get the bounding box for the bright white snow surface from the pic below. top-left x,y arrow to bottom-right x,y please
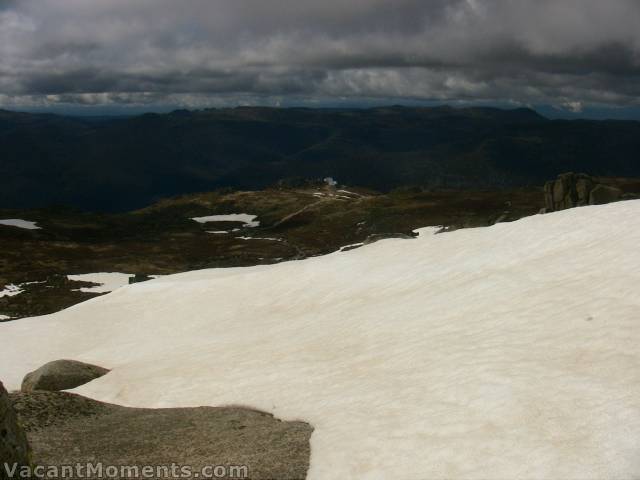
0,219 -> 41,230
191,213 -> 259,228
0,314 -> 11,320
339,242 -> 364,252
2,202 -> 640,479
235,236 -> 281,241
67,273 -> 134,293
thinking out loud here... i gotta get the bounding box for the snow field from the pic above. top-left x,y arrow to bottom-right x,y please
1,202 -> 640,479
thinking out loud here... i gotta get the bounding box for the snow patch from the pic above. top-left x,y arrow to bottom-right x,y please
67,273 -> 134,293
0,219 -> 41,230
412,227 -> 436,237
0,280 -> 47,299
339,242 -> 364,252
337,189 -> 362,197
2,202 -> 640,479
191,214 -> 259,228
235,236 -> 281,241
0,314 -> 12,320
0,284 -> 24,298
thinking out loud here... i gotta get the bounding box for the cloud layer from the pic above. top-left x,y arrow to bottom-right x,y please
1,0 -> 640,110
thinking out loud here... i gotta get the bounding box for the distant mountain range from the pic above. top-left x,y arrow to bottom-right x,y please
2,106 -> 640,211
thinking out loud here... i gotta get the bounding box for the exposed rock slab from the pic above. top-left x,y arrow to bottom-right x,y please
10,391 -> 312,479
21,360 -> 109,393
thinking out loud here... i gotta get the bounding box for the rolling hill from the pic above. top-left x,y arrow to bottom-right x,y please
2,106 -> 640,211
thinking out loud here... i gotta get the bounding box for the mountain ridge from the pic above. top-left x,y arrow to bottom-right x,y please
2,106 -> 639,211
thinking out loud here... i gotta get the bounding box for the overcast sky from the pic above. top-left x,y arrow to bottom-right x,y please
1,0 -> 640,116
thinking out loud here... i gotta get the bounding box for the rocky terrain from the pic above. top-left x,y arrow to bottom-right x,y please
0,382 -> 31,478
9,391 -> 311,479
543,174 -> 640,211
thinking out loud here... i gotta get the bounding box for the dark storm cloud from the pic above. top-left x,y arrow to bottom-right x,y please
1,0 -> 640,110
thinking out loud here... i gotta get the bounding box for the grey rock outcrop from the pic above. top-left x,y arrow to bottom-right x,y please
544,173 -> 623,212
21,360 -> 109,393
1,382 -> 31,477
10,390 -> 312,480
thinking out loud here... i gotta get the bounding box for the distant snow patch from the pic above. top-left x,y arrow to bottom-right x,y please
191,214 -> 259,228
337,189 -> 362,197
236,236 -> 281,241
412,227 -> 438,237
67,273 -> 134,293
0,314 -> 11,320
0,284 -> 24,298
0,280 -> 46,299
0,219 -> 41,230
